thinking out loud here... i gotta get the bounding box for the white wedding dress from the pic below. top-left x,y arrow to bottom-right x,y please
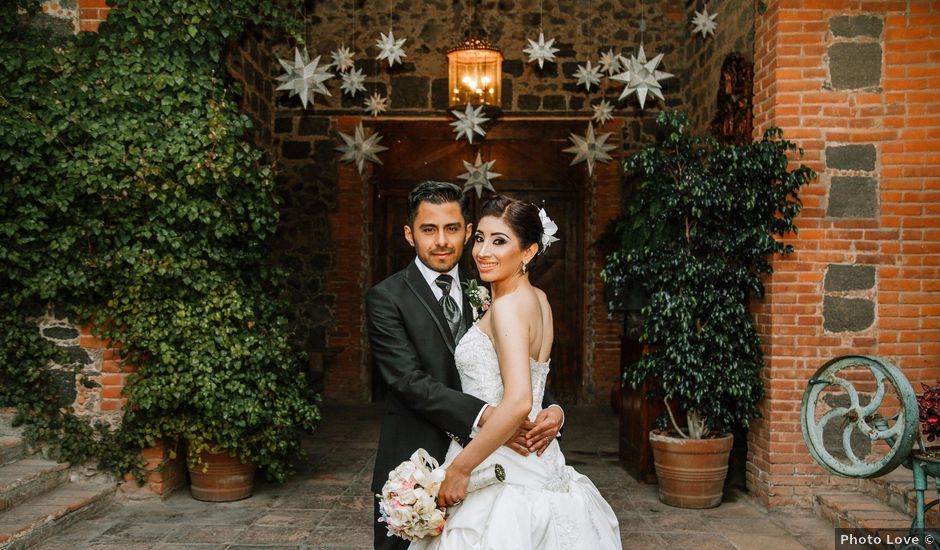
410,325 -> 622,550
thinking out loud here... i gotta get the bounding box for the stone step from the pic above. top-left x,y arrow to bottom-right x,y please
0,439 -> 26,469
0,459 -> 71,513
0,410 -> 28,467
816,492 -> 914,547
0,475 -> 116,550
860,467 -> 940,527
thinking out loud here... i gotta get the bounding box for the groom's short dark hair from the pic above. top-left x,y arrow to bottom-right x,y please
406,181 -> 470,227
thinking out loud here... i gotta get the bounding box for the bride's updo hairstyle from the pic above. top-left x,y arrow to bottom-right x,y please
478,195 -> 545,268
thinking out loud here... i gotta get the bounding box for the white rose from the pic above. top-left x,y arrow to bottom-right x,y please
397,485 -> 417,505
425,508 -> 446,532
380,480 -> 399,501
413,491 -> 438,516
387,503 -> 416,528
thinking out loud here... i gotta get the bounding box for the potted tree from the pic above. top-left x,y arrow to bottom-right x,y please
119,284 -> 321,502
602,111 -> 814,508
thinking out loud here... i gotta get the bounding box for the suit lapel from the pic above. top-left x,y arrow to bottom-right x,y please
404,262 -> 455,354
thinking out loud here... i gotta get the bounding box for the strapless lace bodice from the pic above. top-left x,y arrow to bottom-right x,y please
414,328 -> 623,550
454,325 -> 550,421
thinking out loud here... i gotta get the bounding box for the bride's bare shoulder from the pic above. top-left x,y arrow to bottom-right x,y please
532,287 -> 552,318
489,289 -> 539,321
532,286 -> 548,303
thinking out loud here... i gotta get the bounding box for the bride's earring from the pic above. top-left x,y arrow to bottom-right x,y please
521,262 -> 528,274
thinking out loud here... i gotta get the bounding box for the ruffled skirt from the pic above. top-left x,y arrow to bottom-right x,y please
409,439 -> 621,550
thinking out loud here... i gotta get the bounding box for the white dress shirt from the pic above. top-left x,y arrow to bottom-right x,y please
413,257 -> 463,315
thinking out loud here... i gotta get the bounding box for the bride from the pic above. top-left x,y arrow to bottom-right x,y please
410,195 -> 621,550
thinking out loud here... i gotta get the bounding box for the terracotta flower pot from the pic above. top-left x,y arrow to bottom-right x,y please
649,430 -> 733,509
187,448 -> 256,502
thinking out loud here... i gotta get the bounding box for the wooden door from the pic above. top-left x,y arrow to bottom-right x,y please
370,120 -> 586,404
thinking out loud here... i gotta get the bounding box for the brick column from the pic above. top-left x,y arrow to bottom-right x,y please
325,116 -> 371,401
583,119 -> 625,406
78,326 -> 184,496
749,1 -> 940,508
77,325 -> 133,415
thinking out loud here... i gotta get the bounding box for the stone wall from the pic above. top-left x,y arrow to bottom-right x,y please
293,0 -> 688,116
227,26 -> 279,153
681,0 -> 755,134
749,1 -> 940,508
36,0 -> 78,34
30,308 -> 129,429
225,27 -> 337,391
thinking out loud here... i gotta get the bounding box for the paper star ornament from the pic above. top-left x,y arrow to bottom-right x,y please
573,60 -> 603,91
450,103 -> 489,144
691,8 -> 718,38
591,100 -> 615,125
275,48 -> 333,109
563,122 -> 616,176
523,32 -> 560,69
376,30 -> 407,67
364,93 -> 389,117
598,49 -> 623,75
341,67 -> 367,97
330,46 -> 355,72
336,122 -> 388,175
610,43 -> 673,109
458,153 -> 502,197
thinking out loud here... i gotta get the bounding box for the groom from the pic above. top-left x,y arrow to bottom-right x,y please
366,181 -> 564,550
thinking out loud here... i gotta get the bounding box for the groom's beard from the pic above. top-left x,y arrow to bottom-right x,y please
420,246 -> 461,273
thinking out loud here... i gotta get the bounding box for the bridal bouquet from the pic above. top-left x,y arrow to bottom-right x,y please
377,448 -> 506,541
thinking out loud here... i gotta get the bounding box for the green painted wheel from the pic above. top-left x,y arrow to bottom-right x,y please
801,355 -> 918,479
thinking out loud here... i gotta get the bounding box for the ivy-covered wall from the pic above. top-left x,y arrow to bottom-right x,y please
1,0 -> 319,482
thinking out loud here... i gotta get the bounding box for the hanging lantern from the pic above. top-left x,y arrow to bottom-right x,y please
447,36 -> 502,110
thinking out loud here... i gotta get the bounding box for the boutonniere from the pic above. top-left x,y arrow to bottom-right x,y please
461,279 -> 491,322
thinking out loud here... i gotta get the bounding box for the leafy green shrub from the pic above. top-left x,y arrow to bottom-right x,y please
0,0 -> 318,481
602,111 -> 814,438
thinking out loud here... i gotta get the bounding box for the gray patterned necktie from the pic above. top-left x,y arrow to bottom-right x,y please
435,274 -> 463,341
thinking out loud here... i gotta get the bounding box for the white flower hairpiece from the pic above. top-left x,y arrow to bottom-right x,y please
538,208 -> 559,252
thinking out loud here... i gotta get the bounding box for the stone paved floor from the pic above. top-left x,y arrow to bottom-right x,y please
34,403 -> 836,549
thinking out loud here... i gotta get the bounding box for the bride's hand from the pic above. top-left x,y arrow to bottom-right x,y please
436,464 -> 470,508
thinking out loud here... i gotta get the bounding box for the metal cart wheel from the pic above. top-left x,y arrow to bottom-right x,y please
801,355 -> 919,479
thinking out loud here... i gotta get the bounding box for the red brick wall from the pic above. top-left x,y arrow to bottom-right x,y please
78,325 -> 133,414
582,119 -> 625,405
324,116 -> 371,401
76,0 -> 111,32
749,1 -> 940,508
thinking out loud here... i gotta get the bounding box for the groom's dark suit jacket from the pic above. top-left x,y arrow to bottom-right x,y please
366,260 -> 559,496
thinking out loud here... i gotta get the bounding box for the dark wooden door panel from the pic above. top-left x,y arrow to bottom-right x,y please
370,120 -> 585,404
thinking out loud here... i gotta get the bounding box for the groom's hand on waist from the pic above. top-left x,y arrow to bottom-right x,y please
504,425 -> 532,457
524,406 -> 564,456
